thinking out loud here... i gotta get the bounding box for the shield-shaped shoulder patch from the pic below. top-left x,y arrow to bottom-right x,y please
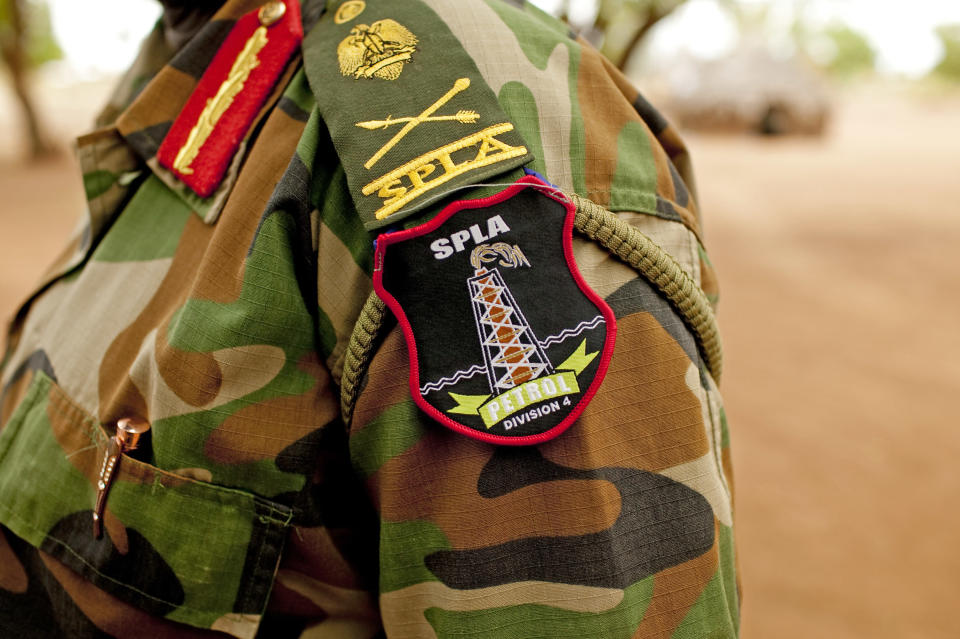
373,176 -> 616,445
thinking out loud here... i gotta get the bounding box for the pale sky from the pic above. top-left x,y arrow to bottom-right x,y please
48,0 -> 160,77
46,0 -> 960,78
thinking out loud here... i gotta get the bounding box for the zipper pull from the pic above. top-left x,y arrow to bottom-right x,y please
92,417 -> 150,539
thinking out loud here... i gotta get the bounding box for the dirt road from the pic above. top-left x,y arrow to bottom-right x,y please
690,88 -> 960,638
1,85 -> 959,637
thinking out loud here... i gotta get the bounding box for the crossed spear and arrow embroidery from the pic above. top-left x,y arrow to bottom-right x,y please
355,77 -> 480,169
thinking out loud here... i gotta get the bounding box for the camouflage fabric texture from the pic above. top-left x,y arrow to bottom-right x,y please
0,0 -> 738,637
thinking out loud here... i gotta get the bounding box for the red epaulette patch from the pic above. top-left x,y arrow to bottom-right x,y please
157,0 -> 302,198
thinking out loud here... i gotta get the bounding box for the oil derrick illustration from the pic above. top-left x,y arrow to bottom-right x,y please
468,243 -> 553,393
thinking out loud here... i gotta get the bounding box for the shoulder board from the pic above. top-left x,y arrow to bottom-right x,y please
303,0 -> 534,230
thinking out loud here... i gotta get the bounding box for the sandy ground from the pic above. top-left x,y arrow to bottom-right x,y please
1,78 -> 959,637
689,87 -> 960,638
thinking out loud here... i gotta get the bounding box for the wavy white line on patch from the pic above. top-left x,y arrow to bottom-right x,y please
539,315 -> 605,348
420,363 -> 486,394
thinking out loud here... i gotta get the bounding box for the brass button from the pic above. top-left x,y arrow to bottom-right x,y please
116,417 -> 150,450
258,1 -> 286,27
334,1 -> 366,24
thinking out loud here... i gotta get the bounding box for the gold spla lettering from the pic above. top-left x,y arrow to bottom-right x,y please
362,123 -> 527,220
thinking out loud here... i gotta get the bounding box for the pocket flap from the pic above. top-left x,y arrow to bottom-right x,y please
0,372 -> 292,638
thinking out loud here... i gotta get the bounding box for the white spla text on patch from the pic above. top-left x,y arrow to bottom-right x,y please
430,215 -> 510,259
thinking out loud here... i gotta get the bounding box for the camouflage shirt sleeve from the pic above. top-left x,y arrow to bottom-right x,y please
336,1 -> 738,638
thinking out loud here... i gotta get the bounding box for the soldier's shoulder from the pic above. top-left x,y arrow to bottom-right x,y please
432,0 -> 575,43
417,0 -> 579,71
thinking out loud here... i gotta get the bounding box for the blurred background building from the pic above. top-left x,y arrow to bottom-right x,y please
2,1 -> 960,637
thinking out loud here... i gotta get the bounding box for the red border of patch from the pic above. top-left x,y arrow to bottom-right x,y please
157,0 -> 302,198
373,176 -> 618,446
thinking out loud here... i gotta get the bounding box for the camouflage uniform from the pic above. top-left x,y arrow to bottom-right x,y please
0,0 -> 738,637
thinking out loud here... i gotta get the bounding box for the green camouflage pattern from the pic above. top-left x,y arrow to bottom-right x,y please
0,0 -> 736,637
0,371 -> 291,629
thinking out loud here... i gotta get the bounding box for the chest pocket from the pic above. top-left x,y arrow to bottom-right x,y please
0,371 -> 291,636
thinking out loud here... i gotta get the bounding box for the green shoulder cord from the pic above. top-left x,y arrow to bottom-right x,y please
340,193 -> 723,425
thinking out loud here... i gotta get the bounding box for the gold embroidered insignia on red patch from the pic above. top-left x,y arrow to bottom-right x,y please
157,0 -> 302,198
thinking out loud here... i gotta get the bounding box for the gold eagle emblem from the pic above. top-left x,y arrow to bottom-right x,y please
337,19 -> 418,81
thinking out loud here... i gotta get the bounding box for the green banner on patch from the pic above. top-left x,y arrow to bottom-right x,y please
449,371 -> 581,429
445,339 -> 599,430
303,0 -> 533,230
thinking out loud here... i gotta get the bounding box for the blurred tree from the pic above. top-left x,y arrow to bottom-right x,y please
0,0 -> 61,158
821,23 -> 875,77
569,0 -> 688,71
932,24 -> 960,81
